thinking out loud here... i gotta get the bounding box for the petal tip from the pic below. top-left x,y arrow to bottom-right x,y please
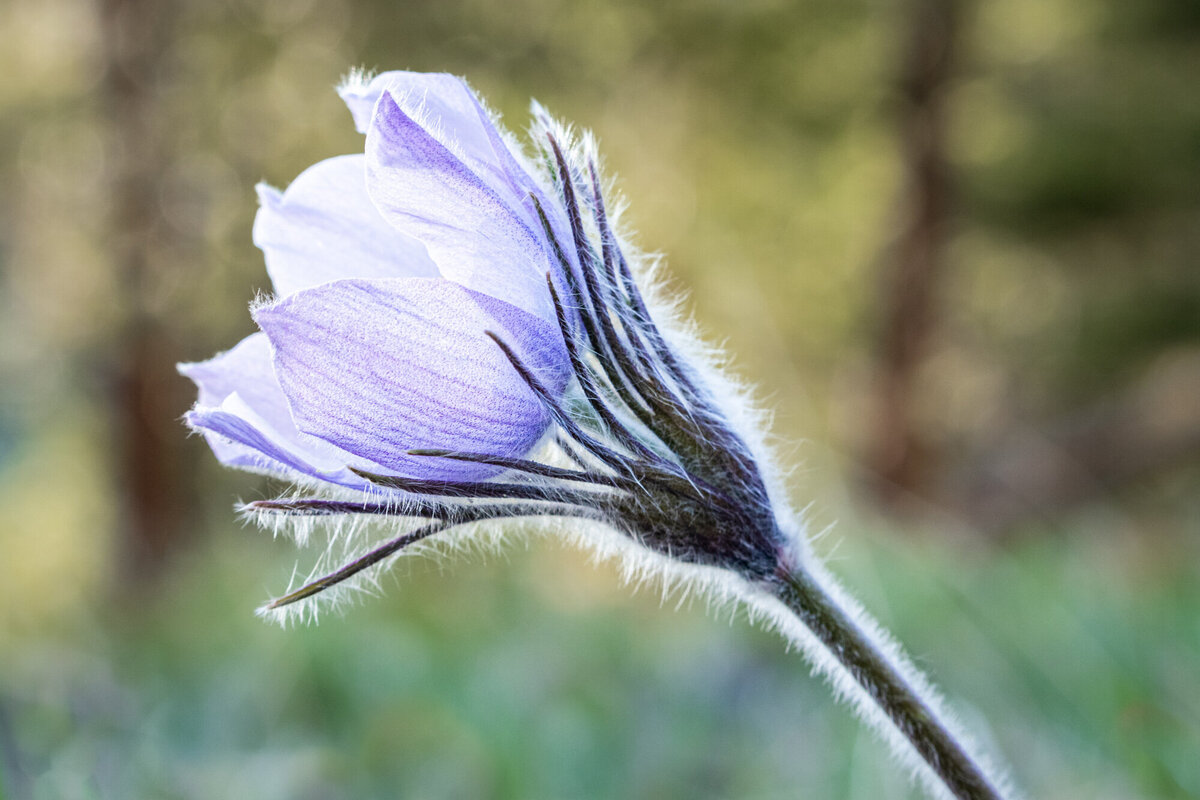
182,406 -> 207,431
337,67 -> 375,100
375,86 -> 401,115
254,181 -> 282,207
249,297 -> 282,328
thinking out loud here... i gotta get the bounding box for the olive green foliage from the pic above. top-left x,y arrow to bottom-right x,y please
0,0 -> 1196,797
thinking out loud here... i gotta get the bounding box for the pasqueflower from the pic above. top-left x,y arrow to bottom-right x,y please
181,71 -> 1013,800
182,69 -> 790,608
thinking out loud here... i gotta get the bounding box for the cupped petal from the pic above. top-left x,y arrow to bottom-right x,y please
364,91 -> 561,323
184,406 -> 282,477
180,333 -> 290,431
341,72 -> 490,153
340,71 -> 535,210
186,398 -> 369,489
179,333 -> 379,488
253,277 -> 569,481
253,154 -> 438,297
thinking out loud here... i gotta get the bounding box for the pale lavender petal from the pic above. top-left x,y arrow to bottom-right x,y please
253,277 -> 568,481
179,333 -> 379,488
365,91 -> 560,323
253,154 -> 438,297
339,71 -> 533,209
341,73 -> 490,152
185,410 -> 278,477
179,333 -> 288,429
186,399 -> 368,489
346,74 -> 578,319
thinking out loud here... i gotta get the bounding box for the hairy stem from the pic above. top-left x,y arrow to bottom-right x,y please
773,564 -> 1006,800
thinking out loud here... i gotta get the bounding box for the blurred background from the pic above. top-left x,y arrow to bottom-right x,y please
1,0 -> 1197,797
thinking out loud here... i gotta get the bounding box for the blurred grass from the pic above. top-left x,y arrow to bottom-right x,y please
2,440 -> 1198,798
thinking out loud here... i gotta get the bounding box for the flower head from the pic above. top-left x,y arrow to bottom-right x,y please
178,71 -> 1020,800
182,71 -> 800,620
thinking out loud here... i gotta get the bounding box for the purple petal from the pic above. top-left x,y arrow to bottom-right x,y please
253,154 -> 438,297
184,407 -> 281,477
180,333 -> 284,421
253,277 -> 568,481
341,73 -> 490,150
179,333 -> 379,488
185,401 -> 369,489
339,71 -> 534,208
364,91 -> 564,324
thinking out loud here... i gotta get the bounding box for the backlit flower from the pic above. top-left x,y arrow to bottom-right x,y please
181,76 -> 579,492
181,70 -> 795,615
182,71 -> 1014,800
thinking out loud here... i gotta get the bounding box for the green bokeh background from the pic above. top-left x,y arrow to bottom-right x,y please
1,0 -> 1198,798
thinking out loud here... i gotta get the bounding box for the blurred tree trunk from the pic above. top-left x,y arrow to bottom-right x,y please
97,0 -> 190,584
864,0 -> 959,510
862,1 -> 1200,532
947,349 -> 1200,533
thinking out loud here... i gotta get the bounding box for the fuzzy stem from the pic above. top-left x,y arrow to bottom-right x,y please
773,564 -> 1006,800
